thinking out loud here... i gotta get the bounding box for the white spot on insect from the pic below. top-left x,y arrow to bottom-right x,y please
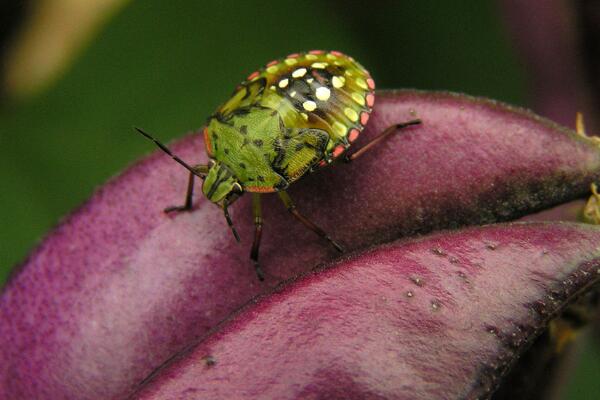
311,62 -> 327,69
301,112 -> 308,120
344,107 -> 358,122
332,76 -> 345,88
284,58 -> 298,66
269,85 -> 276,91
315,86 -> 331,101
305,54 -> 318,60
303,100 -> 317,112
306,78 -> 314,83
278,78 -> 289,88
290,90 -> 297,98
292,68 -> 307,78
266,65 -> 278,74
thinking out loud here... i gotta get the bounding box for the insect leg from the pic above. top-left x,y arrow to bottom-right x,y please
134,127 -> 210,213
164,171 -> 195,213
345,119 -> 422,162
278,191 -> 344,253
223,198 -> 241,242
164,164 -> 209,213
250,194 -> 265,281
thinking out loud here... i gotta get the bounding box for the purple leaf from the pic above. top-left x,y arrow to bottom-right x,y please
130,223 -> 600,400
2,90 -> 600,399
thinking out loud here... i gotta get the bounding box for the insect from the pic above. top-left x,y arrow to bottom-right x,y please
137,50 -> 421,280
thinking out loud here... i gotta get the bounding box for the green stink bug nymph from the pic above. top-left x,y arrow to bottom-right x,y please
137,50 -> 421,280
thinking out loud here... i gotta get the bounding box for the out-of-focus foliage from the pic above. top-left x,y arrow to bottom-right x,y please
3,0 -> 129,99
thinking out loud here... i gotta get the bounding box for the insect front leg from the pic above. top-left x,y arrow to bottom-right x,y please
164,171 -> 195,213
345,119 -> 422,162
250,194 -> 265,281
134,127 -> 210,214
164,164 -> 209,213
277,191 -> 344,253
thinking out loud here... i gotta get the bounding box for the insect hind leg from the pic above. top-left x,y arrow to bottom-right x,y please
345,119 -> 422,162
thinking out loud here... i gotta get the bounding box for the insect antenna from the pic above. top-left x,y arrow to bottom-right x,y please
223,198 -> 241,242
134,127 -> 207,178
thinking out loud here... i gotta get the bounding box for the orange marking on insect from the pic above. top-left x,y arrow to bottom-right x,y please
360,112 -> 370,125
333,145 -> 346,158
318,160 -> 328,167
266,60 -> 278,67
245,186 -> 277,193
367,78 -> 375,90
203,127 -> 214,156
366,93 -> 375,107
309,50 -> 325,55
287,52 -> 300,58
330,50 -> 344,56
247,71 -> 260,81
348,128 -> 360,143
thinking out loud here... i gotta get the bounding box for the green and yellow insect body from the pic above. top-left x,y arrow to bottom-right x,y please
138,50 -> 420,280
202,50 -> 375,201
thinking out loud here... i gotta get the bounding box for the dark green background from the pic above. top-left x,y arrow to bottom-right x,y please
0,1 -> 597,398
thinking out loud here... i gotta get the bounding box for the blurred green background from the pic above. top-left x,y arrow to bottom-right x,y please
0,0 -> 597,398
